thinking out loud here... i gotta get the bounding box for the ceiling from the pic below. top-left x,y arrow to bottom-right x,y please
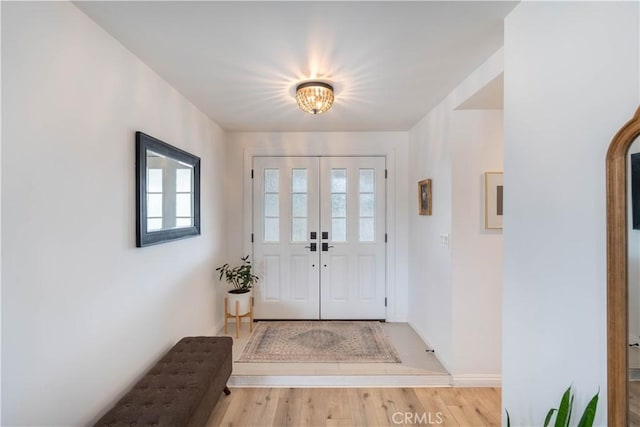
75,1 -> 516,132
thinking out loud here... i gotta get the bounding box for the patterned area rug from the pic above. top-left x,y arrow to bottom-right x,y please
237,321 -> 401,363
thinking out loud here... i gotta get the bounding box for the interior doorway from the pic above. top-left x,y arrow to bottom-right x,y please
252,156 -> 387,319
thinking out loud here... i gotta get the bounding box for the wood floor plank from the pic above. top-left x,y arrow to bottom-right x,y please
272,387 -> 304,427
325,388 -> 352,424
413,388 -> 461,426
248,388 -> 280,426
215,388 -> 253,426
208,387 -> 501,427
300,387 -> 330,426
205,391 -> 233,427
347,388 -> 377,427
466,387 -> 502,427
437,388 -> 489,426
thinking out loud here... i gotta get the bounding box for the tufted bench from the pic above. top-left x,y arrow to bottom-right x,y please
94,336 -> 232,427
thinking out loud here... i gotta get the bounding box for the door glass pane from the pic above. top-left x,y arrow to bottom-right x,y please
292,169 -> 307,193
291,169 -> 308,242
264,168 -> 280,242
331,169 -> 347,192
292,194 -> 307,217
331,194 -> 347,217
264,169 -> 279,193
331,169 -> 348,242
359,169 -> 375,242
264,194 -> 279,217
332,218 -> 347,242
360,194 -> 374,217
359,169 -> 375,193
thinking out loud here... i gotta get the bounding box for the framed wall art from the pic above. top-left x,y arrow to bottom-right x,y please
418,178 -> 432,216
485,171 -> 503,229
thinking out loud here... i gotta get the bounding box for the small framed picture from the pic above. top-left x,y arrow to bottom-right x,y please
418,179 -> 432,216
485,172 -> 503,229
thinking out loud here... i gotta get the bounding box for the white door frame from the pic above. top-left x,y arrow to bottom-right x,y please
242,147 -> 399,322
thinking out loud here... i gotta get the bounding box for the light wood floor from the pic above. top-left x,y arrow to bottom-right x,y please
206,387 -> 501,427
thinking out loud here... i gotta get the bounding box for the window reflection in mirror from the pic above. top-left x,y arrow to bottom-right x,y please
146,150 -> 194,232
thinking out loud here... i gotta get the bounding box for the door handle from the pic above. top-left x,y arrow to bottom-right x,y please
322,243 -> 334,252
305,243 -> 317,252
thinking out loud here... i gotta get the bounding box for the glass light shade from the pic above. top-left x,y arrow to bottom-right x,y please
295,82 -> 334,115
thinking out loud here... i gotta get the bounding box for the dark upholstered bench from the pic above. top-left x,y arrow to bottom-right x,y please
94,336 -> 232,427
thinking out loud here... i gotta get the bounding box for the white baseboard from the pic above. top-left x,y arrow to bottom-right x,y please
451,374 -> 502,387
229,374 -> 451,388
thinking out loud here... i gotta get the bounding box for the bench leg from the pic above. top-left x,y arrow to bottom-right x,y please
224,386 -> 231,396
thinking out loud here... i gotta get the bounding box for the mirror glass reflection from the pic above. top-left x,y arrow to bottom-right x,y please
628,136 -> 640,424
146,149 -> 194,233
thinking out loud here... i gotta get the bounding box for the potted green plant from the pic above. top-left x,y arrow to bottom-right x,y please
216,255 -> 259,315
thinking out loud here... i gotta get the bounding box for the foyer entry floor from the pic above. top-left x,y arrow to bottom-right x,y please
217,322 -> 450,387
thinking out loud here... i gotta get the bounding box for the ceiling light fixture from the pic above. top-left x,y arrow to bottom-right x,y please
295,82 -> 334,115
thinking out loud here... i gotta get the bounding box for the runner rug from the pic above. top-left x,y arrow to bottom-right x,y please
237,321 -> 401,363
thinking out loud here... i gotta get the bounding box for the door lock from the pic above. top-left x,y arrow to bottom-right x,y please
305,243 -> 317,252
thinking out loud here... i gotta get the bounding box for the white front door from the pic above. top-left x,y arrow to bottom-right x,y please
319,157 -> 386,319
252,156 -> 386,319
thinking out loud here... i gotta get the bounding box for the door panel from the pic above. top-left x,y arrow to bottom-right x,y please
253,157 -> 320,319
252,156 -> 385,320
319,157 -> 386,319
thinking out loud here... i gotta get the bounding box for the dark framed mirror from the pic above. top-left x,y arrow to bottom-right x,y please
136,131 -> 201,247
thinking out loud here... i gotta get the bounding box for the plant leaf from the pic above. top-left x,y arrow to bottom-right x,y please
554,386 -> 572,427
567,394 -> 574,426
544,408 -> 557,427
577,391 -> 599,427
506,409 -> 511,427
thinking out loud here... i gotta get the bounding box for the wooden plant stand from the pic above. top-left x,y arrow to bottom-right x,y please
224,296 -> 253,339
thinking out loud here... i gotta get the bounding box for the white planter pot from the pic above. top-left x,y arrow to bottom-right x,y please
227,290 -> 251,316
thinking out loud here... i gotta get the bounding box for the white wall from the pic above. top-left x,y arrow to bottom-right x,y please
407,50 -> 504,379
451,110 -> 503,382
225,132 -> 409,321
1,3 -> 227,426
408,108 -> 454,370
503,2 -> 639,425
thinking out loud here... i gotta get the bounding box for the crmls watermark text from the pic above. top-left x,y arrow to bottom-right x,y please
391,411 -> 444,425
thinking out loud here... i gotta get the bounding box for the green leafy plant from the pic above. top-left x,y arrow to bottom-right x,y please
216,255 -> 259,293
506,385 -> 599,427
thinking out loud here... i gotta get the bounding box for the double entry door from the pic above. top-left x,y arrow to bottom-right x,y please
252,156 -> 386,319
